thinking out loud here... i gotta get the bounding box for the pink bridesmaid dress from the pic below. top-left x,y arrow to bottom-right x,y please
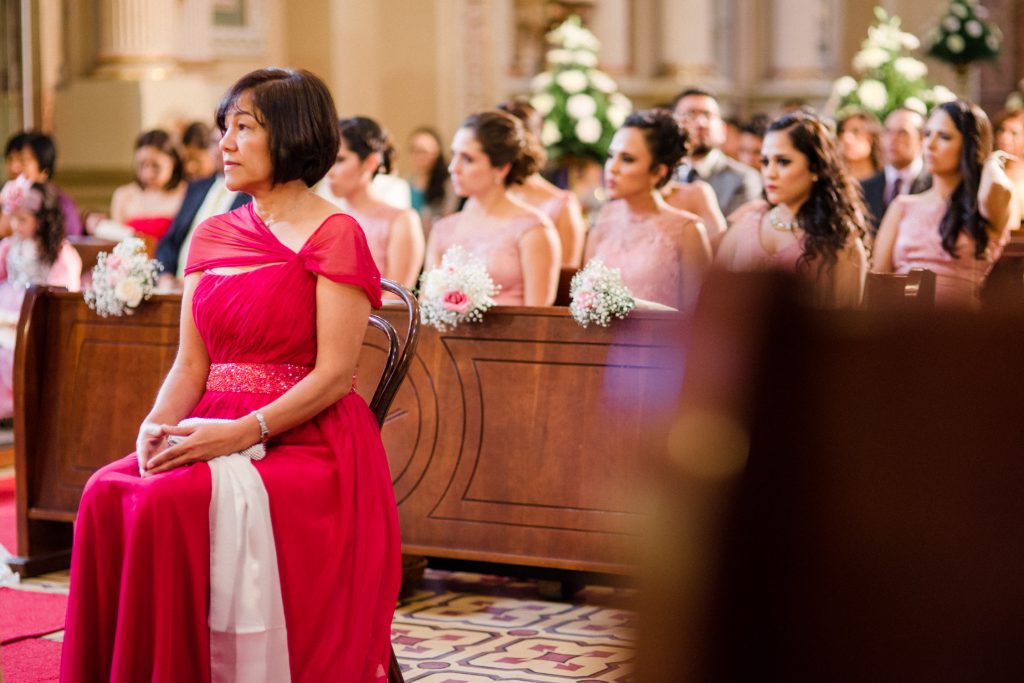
61,204 -> 401,682
429,211 -> 550,305
586,199 -> 704,310
344,203 -> 403,275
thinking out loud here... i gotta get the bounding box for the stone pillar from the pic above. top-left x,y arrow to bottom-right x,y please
659,0 -> 716,83
176,0 -> 214,66
95,0 -> 178,79
592,0 -> 631,76
769,0 -> 832,81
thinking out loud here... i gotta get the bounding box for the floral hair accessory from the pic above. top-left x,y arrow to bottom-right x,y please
419,245 -> 500,332
84,237 -> 162,316
569,259 -> 636,327
0,175 -> 43,215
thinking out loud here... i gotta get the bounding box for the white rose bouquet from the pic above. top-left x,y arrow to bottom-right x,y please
84,237 -> 162,317
419,245 -> 500,332
569,259 -> 636,328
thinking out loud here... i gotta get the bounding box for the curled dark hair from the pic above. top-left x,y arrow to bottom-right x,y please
496,99 -> 548,166
133,129 -> 184,191
837,107 -> 884,173
215,68 -> 339,187
21,132 -> 57,179
622,109 -> 689,188
459,110 -> 541,186
933,100 -> 992,259
409,127 -> 449,207
30,182 -> 65,265
3,131 -> 29,159
338,116 -> 394,177
766,111 -> 867,271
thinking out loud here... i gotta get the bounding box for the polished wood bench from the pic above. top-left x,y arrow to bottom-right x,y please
9,288 -> 686,576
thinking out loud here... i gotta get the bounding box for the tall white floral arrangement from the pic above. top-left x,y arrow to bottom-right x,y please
828,7 -> 956,121
529,15 -> 632,164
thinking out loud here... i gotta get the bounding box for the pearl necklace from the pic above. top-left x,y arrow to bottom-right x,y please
768,206 -> 799,232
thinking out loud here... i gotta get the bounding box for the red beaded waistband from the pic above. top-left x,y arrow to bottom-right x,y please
206,362 -> 313,394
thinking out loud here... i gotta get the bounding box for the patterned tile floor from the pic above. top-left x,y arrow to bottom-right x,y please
3,559 -> 635,681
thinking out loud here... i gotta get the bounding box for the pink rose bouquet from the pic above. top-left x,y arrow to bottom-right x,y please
419,245 -> 500,332
569,259 -> 636,327
84,237 -> 162,316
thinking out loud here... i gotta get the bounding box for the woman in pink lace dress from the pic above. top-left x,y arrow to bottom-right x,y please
426,110 -> 561,305
873,100 -> 1018,308
498,100 -> 588,268
327,116 -> 425,289
585,109 -> 712,313
716,111 -> 867,308
61,68 -> 400,682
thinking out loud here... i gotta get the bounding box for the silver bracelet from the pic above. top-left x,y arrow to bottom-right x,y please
251,410 -> 270,445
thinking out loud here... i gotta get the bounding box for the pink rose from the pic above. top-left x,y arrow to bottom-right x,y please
441,289 -> 471,313
575,290 -> 597,309
106,254 -> 122,270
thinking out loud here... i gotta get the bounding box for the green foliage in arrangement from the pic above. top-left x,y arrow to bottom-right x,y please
926,0 -> 1001,67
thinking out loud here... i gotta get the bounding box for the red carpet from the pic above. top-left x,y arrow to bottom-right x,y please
0,475 -> 14,553
1,638 -> 61,682
0,589 -> 67,644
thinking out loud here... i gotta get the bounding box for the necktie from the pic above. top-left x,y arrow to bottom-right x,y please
685,166 -> 699,183
887,176 -> 903,205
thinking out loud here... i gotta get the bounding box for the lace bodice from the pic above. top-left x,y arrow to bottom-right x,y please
5,236 -> 52,289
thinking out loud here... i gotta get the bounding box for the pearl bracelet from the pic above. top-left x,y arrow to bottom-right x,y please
251,410 -> 270,445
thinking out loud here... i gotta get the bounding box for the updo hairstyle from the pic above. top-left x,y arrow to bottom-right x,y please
459,110 -> 542,186
622,109 -> 689,188
338,116 -> 394,177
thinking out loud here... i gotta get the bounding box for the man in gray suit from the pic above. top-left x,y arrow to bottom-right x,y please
672,88 -> 762,217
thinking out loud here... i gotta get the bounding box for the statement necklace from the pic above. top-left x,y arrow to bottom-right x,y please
768,206 -> 799,232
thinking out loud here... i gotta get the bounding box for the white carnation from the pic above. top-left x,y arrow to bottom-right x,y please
548,48 -> 572,65
857,79 -> 888,111
590,70 -> 616,94
951,3 -> 969,18
541,120 -> 562,146
932,85 -> 957,103
947,34 -> 965,53
965,20 -> 983,38
530,72 -> 552,91
852,46 -> 889,73
566,93 -> 597,119
606,103 -> 629,128
833,76 -> 858,97
894,57 -> 928,81
903,97 -> 927,115
610,92 -> 632,111
575,117 -> 602,144
114,277 -> 144,308
530,92 -> 556,116
574,50 -> 598,67
901,32 -> 921,50
943,16 -> 962,32
986,34 -> 1000,51
556,69 -> 588,94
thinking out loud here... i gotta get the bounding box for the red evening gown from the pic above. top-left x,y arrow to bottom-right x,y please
60,204 -> 401,682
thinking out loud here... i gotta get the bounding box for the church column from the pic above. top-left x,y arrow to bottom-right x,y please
95,0 -> 179,79
591,0 -> 631,76
768,0 -> 833,81
659,0 -> 716,84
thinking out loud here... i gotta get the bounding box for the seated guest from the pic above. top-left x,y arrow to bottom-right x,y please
0,177 -> 81,417
90,129 -> 186,242
326,116 -> 424,290
404,126 -> 458,234
0,131 -> 83,237
873,100 -> 1018,308
672,87 -> 762,217
498,99 -> 588,267
155,127 -> 250,288
992,108 -> 1024,225
586,109 -> 712,313
4,131 -> 29,180
837,107 -> 883,181
862,107 -> 931,235
426,110 -> 561,306
716,110 -> 867,308
738,114 -> 771,171
180,121 -> 216,181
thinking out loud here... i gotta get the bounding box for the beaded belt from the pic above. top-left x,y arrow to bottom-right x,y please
206,362 -> 312,394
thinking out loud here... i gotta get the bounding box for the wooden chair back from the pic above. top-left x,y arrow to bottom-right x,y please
367,279 -> 420,428
863,268 -> 935,309
640,271 -> 1024,682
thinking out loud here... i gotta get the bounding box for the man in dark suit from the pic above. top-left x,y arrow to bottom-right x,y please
862,107 -> 931,235
672,87 -> 762,217
155,130 -> 250,288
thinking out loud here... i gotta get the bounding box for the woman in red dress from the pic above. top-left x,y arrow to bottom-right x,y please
60,68 -> 401,682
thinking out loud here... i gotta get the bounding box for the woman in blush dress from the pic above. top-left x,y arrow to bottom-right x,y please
992,108 -> 1024,227
426,110 -> 561,306
716,111 -> 867,308
837,107 -> 884,181
93,129 -> 186,242
61,68 -> 400,682
498,99 -> 588,268
327,116 -> 425,290
873,100 -> 1018,308
585,109 -> 712,313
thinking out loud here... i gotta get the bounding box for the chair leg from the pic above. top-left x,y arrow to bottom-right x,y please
388,644 -> 405,683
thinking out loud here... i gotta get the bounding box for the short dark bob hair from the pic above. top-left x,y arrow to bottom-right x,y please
215,68 -> 339,188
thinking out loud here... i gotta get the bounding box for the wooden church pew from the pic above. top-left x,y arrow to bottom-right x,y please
9,287 -> 686,577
